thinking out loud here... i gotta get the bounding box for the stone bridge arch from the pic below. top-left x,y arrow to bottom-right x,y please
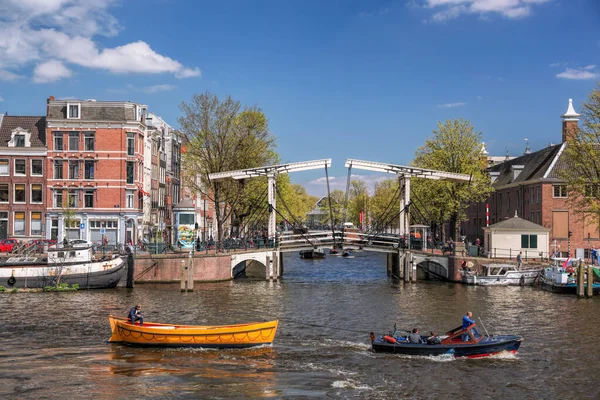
230,251 -> 281,280
412,253 -> 449,280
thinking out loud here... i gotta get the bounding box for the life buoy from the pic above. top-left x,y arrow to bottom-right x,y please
383,335 -> 397,344
7,276 -> 16,287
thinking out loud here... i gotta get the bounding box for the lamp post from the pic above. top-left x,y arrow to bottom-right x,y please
203,198 -> 207,242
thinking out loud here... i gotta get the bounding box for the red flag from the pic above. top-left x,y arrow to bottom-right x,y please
359,211 -> 363,223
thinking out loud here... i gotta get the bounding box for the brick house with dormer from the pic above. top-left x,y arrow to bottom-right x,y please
0,114 -> 47,240
464,98 -> 597,258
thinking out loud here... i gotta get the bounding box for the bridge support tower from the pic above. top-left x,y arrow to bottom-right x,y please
387,250 -> 417,282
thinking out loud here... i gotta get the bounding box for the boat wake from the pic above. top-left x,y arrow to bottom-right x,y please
331,379 -> 373,391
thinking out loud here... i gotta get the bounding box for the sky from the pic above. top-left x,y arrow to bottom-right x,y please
1,0 -> 600,197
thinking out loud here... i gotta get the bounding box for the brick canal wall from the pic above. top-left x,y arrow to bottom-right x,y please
133,254 -> 232,283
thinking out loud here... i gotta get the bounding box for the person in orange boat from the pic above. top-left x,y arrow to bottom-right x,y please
128,304 -> 144,325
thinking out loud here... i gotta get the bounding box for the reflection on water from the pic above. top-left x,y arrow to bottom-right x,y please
0,252 -> 599,399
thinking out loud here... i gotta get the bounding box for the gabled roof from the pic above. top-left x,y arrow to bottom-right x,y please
484,215 -> 550,232
488,144 -> 561,187
0,115 -> 46,147
174,198 -> 195,210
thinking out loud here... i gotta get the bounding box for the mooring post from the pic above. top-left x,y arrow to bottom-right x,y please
266,255 -> 271,281
272,251 -> 278,281
411,253 -> 417,282
587,265 -> 593,297
126,253 -> 134,288
279,251 -> 284,277
187,251 -> 194,291
577,262 -> 585,298
180,259 -> 187,292
403,251 -> 410,283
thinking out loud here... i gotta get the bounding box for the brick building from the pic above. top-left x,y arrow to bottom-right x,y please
0,114 -> 47,240
464,98 -> 595,258
45,98 -> 146,245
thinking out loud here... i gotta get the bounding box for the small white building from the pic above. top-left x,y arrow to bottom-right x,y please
483,211 -> 550,259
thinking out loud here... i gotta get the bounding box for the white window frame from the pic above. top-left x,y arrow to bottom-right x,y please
0,183 -> 8,203
30,183 -> 43,204
0,159 -> 8,175
14,159 -> 26,176
126,190 -> 134,208
30,211 -> 42,236
53,190 -> 63,208
84,190 -> 94,208
553,184 -> 568,198
31,159 -> 43,176
13,211 -> 26,236
14,183 -> 26,204
67,103 -> 81,119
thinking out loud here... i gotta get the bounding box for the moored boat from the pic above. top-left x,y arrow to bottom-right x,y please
370,323 -> 523,358
462,264 -> 542,286
299,249 -> 326,259
108,316 -> 279,348
538,257 -> 600,295
0,246 -> 126,289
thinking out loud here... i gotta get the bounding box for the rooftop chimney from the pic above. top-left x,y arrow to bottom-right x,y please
561,98 -> 580,142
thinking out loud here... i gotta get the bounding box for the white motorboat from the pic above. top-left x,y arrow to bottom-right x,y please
462,264 -> 542,286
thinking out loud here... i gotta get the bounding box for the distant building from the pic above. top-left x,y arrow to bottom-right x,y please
306,197 -> 328,227
45,97 -> 147,245
0,114 -> 47,240
464,98 -> 593,258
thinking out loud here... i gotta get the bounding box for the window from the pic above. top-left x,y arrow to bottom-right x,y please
553,185 -> 567,198
507,193 -> 511,210
127,161 -> 134,184
14,184 -> 25,203
537,185 -> 541,203
127,132 -> 135,156
0,159 -> 8,175
54,190 -> 63,208
179,213 -> 195,225
31,184 -> 43,203
0,184 -> 8,202
51,219 -> 58,240
521,234 -> 538,249
68,190 -> 78,208
15,135 -> 25,147
15,159 -> 26,175
84,160 -> 94,179
31,212 -> 42,235
498,193 -> 502,211
69,132 -> 79,151
54,160 -> 64,179
14,212 -> 25,236
585,185 -> 599,198
84,190 -> 94,208
68,160 -> 79,179
31,159 -> 43,176
54,132 -> 64,150
126,190 -> 134,208
67,103 -> 80,119
84,132 -> 95,151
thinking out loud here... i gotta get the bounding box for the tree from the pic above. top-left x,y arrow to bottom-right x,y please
560,83 -> 600,221
179,92 -> 277,243
412,118 -> 492,241
319,189 -> 345,227
347,179 -> 369,228
369,179 -> 399,231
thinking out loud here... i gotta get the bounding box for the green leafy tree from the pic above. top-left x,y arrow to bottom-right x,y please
179,92 -> 277,243
412,118 -> 492,241
347,179 -> 369,227
319,189 -> 345,227
560,83 -> 600,221
369,179 -> 399,231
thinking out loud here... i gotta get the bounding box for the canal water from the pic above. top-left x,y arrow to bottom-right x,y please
1,252 -> 599,399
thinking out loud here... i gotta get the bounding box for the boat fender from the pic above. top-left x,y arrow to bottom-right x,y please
383,335 -> 397,344
7,276 -> 16,287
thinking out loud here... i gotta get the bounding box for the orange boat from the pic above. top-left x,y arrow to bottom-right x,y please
108,316 -> 278,348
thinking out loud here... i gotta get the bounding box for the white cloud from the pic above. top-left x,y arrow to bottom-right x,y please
140,84 -> 177,93
0,0 -> 200,82
0,69 -> 22,81
33,60 -> 72,83
305,174 -> 391,196
437,101 -> 467,108
424,0 -> 551,22
0,96 -> 3,102
556,66 -> 600,80
476,96 -> 483,100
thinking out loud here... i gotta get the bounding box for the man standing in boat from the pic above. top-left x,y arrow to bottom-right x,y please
462,311 -> 475,341
128,304 -> 144,326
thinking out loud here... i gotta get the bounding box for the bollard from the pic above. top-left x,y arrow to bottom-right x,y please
180,260 -> 187,292
577,263 -> 585,298
587,265 -> 594,298
187,252 -> 194,292
265,255 -> 271,281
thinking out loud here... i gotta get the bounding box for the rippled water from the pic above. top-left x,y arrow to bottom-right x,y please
1,251 -> 599,399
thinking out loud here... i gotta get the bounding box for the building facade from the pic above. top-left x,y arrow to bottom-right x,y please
0,115 -> 47,240
464,99 -> 596,258
45,97 -> 147,246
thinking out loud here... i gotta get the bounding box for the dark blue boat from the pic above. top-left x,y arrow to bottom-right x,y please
370,323 -> 523,358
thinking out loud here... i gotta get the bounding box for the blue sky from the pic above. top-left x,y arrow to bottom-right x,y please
1,0 -> 600,196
